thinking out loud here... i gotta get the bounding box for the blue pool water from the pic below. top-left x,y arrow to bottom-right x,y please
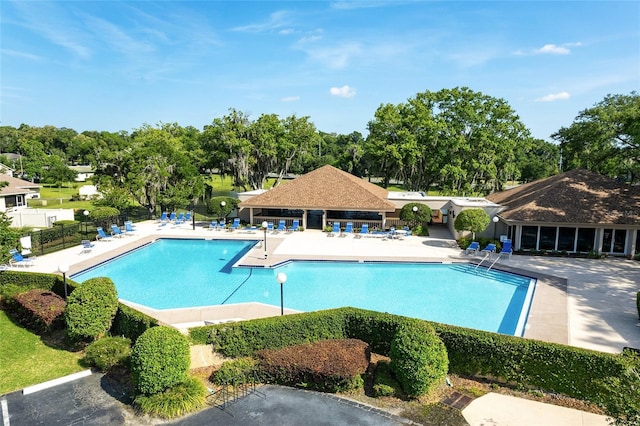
72,239 -> 536,336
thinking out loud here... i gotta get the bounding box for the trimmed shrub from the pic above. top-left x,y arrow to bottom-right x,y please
65,277 -> 119,342
89,206 -> 120,220
211,357 -> 258,385
84,336 -> 132,371
389,320 -> 449,397
204,309 -> 347,356
257,339 -> 370,393
0,270 -> 79,299
134,376 -> 207,419
131,326 -> 190,396
111,303 -> 158,343
373,360 -> 400,398
7,289 -> 66,333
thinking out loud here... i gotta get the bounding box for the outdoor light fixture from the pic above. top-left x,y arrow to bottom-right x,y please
83,210 -> 89,236
220,201 -> 226,223
58,264 -> 70,299
276,272 -> 287,315
262,221 -> 269,259
492,216 -> 499,241
412,205 -> 418,229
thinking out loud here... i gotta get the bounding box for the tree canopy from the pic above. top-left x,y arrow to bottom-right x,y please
553,92 -> 640,182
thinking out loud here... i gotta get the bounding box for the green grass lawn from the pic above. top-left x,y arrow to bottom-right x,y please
0,310 -> 84,395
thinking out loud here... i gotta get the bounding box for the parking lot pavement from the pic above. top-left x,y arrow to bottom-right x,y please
1,374 -> 411,426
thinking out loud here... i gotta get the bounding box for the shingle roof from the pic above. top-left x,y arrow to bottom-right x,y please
0,174 -> 40,196
240,165 -> 396,211
486,169 -> 640,225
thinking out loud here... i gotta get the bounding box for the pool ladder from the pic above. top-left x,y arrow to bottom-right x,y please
474,252 -> 502,272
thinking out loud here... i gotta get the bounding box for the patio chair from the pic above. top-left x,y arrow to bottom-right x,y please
480,243 -> 496,258
274,220 -> 286,233
124,221 -> 137,234
96,227 -> 113,241
156,212 -> 168,223
497,240 -> 512,260
174,212 -> 185,224
355,223 -> 369,238
111,224 -> 126,238
340,222 -> 353,237
183,211 -> 192,223
168,212 -> 176,223
208,220 -> 218,231
80,240 -> 95,254
20,236 -> 34,257
229,218 -> 240,231
466,241 -> 480,255
287,220 -> 299,233
267,222 -> 274,232
328,222 -> 340,237
9,249 -> 34,267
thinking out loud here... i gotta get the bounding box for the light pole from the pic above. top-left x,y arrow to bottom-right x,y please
492,216 -> 499,242
412,205 -> 418,230
276,272 -> 287,315
58,264 -> 69,299
83,210 -> 89,236
220,201 -> 226,224
262,221 -> 268,259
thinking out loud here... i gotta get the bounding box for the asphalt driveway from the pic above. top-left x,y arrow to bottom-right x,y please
1,373 -> 412,425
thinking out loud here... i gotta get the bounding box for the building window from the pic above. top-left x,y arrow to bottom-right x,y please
557,227 -> 576,251
521,226 -> 538,249
539,227 -> 557,251
576,228 -> 596,252
603,229 -> 627,254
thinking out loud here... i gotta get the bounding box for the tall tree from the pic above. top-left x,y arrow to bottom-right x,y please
553,92 -> 640,182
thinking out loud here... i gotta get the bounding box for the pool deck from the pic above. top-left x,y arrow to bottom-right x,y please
16,219 -> 640,354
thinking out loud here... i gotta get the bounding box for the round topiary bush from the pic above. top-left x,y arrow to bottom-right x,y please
389,319 -> 449,398
130,326 -> 190,396
134,376 -> 207,419
84,336 -> 132,371
65,277 -> 119,342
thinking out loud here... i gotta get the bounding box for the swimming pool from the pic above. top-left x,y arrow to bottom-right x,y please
72,239 -> 536,336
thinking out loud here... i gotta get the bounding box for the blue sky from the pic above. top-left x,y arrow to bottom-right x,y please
1,1 -> 638,142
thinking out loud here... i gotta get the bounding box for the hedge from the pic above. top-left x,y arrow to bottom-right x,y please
0,270 -> 156,342
65,277 -> 119,341
131,326 -> 190,396
192,307 -> 639,418
389,320 -> 448,397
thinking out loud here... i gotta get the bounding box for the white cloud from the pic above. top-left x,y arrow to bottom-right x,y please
536,44 -> 570,54
535,92 -> 571,102
330,85 -> 356,98
232,11 -> 291,33
1,49 -> 42,61
281,96 -> 300,102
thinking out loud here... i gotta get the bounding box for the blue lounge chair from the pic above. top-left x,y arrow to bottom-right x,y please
328,222 -> 340,237
183,212 -> 192,223
480,243 -> 497,257
124,221 -> 137,234
175,212 -> 185,224
498,240 -> 513,260
356,223 -> 369,238
81,240 -> 95,254
341,222 -> 353,237
267,222 -> 274,232
229,218 -> 240,231
275,220 -> 286,233
111,224 -> 126,238
208,220 -> 218,231
168,212 -> 176,223
96,227 -> 113,241
9,249 -> 34,267
288,220 -> 299,233
157,212 -> 168,223
466,241 -> 480,255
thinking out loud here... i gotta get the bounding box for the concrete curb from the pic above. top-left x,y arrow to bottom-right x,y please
22,370 -> 92,395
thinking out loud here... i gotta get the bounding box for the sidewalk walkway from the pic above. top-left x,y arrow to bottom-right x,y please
462,393 -> 610,426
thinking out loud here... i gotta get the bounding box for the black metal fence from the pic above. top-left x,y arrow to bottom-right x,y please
19,203 -> 218,257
